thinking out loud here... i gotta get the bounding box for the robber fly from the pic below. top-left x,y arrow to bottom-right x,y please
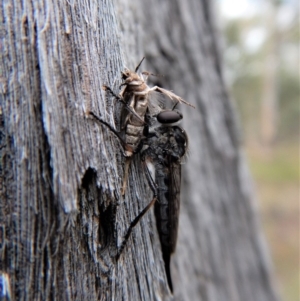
106,107 -> 188,291
141,110 -> 188,292
93,57 -> 194,195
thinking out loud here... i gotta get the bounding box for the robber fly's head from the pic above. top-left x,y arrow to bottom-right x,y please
156,109 -> 183,125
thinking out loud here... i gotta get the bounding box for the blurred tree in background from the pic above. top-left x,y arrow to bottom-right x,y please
222,0 -> 299,147
219,0 -> 299,301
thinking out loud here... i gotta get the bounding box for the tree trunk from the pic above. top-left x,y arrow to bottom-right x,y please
260,1 -> 279,149
0,1 -> 280,301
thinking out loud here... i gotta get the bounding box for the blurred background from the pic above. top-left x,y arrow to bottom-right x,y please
217,0 -> 299,300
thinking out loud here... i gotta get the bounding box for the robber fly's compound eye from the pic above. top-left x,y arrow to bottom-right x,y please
157,110 -> 183,124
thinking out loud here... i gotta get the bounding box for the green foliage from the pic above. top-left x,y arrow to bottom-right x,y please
247,143 -> 299,301
249,146 -> 299,183
278,70 -> 300,140
222,5 -> 299,144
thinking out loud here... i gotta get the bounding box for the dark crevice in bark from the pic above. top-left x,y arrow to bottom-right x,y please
100,202 -> 117,253
80,167 -> 118,270
0,114 -> 16,286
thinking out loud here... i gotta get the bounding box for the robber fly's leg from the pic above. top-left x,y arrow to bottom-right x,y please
119,82 -> 128,89
102,85 -> 146,125
102,85 -> 123,103
88,111 -> 128,154
116,158 -> 158,260
143,158 -> 158,194
116,197 -> 157,260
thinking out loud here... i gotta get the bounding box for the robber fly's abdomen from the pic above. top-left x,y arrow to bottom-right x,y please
155,159 -> 181,253
155,173 -> 174,250
150,126 -> 187,254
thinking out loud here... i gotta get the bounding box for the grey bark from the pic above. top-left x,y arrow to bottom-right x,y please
0,1 -> 280,301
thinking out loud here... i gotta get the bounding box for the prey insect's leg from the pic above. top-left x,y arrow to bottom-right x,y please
116,158 -> 158,260
121,157 -> 132,196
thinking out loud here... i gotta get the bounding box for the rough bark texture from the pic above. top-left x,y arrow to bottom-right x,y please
0,1 -> 280,301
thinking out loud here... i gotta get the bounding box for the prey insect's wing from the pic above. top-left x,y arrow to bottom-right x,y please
120,100 -> 130,131
149,87 -> 195,109
147,91 -> 169,116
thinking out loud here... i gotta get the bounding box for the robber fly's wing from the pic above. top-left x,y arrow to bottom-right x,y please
159,126 -> 187,253
167,159 -> 181,253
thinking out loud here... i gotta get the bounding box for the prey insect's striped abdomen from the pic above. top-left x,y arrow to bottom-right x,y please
124,95 -> 148,154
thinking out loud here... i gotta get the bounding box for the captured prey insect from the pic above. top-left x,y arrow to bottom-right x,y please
98,57 -> 194,195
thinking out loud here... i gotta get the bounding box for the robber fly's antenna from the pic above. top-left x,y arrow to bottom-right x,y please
135,57 -> 145,72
